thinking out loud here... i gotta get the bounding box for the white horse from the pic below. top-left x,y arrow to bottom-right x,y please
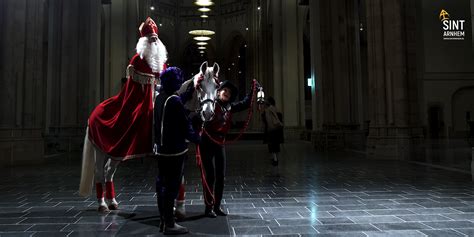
179,61 -> 220,122
173,61 -> 220,218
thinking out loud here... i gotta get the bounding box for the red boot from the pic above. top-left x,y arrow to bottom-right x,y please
105,181 -> 118,210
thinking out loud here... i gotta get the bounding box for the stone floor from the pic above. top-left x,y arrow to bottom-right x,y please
0,141 -> 473,236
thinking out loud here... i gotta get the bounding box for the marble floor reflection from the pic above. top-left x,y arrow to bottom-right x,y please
0,141 -> 473,236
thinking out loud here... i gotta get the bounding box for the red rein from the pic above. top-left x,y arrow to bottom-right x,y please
202,79 -> 257,146
195,79 -> 257,206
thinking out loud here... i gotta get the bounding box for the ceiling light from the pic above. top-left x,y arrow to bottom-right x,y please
195,0 -> 214,7
189,30 -> 215,36
200,50 -> 205,54
150,6 -> 155,11
194,36 -> 211,41
198,7 -> 211,12
201,14 -> 209,18
198,46 -> 206,50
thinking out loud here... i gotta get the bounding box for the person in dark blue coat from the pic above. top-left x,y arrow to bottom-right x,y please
154,67 -> 200,235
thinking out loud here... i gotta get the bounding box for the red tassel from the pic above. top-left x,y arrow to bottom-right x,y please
95,183 -> 104,199
105,181 -> 115,199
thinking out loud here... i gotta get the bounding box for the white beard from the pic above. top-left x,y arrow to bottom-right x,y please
136,37 -> 168,73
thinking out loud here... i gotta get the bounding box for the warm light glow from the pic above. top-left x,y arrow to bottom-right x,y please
194,36 -> 211,41
196,42 -> 208,46
194,0 -> 214,7
189,30 -> 215,36
198,7 -> 211,12
201,14 -> 209,18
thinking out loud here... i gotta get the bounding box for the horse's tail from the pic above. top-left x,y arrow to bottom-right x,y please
79,127 -> 95,197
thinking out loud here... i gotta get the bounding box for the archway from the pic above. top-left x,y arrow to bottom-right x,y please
180,41 -> 217,80
452,86 -> 474,136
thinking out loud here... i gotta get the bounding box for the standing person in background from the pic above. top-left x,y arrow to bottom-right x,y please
261,96 -> 284,166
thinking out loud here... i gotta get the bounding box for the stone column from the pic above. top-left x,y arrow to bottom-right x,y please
297,6 -> 307,127
309,0 -> 365,150
365,0 -> 423,159
108,0 -> 144,96
43,0 -> 102,153
271,0 -> 283,111
270,0 -> 305,139
309,0 -> 324,131
248,0 -> 261,131
471,0 -> 474,53
109,0 -> 129,96
0,0 -> 46,165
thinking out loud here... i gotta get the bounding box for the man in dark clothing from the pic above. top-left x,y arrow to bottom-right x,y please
154,67 -> 200,235
201,79 -> 257,217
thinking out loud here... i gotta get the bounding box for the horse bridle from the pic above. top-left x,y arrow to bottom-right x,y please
196,76 -> 219,121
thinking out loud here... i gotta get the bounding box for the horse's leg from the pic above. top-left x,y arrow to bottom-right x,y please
175,176 -> 186,220
105,158 -> 120,210
94,148 -> 108,212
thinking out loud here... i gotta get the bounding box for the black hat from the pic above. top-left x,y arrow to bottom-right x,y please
218,80 -> 238,102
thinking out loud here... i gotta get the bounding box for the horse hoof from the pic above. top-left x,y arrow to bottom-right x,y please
98,206 -> 109,213
108,204 -> 119,210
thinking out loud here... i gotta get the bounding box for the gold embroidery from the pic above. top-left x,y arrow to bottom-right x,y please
126,65 -> 156,85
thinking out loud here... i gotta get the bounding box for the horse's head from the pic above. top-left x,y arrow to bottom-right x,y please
195,61 -> 220,122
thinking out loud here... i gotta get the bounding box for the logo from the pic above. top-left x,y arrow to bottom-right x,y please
439,9 -> 449,21
439,9 -> 465,40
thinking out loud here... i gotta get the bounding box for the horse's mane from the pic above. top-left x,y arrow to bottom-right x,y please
178,77 -> 200,112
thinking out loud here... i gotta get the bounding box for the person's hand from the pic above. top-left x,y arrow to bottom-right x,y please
194,74 -> 204,89
253,79 -> 262,89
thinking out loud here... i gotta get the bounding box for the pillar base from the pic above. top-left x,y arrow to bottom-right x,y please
0,128 -> 44,166
366,126 -> 424,160
44,126 -> 85,154
311,124 -> 366,151
284,126 -> 306,141
471,147 -> 473,181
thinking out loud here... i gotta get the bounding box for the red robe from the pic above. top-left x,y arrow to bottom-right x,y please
88,54 -> 163,160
